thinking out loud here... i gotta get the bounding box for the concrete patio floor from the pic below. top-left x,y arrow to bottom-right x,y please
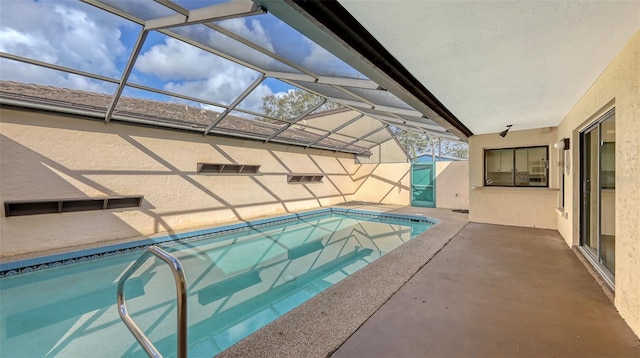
220,207 -> 639,357
333,222 -> 640,357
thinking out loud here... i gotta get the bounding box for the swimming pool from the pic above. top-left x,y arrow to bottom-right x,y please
0,209 -> 434,357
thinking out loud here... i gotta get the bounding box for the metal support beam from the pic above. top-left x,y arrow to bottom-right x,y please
105,29 -> 148,123
270,72 -> 379,90
325,97 -> 372,109
159,28 -> 263,74
390,122 -> 460,141
331,85 -> 376,108
426,131 -> 460,141
0,52 -> 118,84
306,113 -> 363,148
264,98 -> 327,142
384,127 -> 411,158
365,112 -> 444,132
373,104 -> 423,118
336,124 -> 388,151
203,74 -> 266,135
82,0 -> 144,25
154,0 -> 188,15
206,22 -> 319,79
317,76 -> 379,89
264,71 -> 316,83
126,82 -> 227,110
145,1 -> 265,31
356,126 -> 406,155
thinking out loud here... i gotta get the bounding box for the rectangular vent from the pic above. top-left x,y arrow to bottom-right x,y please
106,197 -> 144,209
61,199 -> 105,212
4,196 -> 143,217
287,174 -> 324,184
197,163 -> 260,175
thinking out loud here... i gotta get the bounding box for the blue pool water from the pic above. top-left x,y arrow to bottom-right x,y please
0,210 -> 433,357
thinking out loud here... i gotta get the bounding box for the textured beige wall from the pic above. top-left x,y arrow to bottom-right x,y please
353,163 -> 411,205
305,109 -> 408,164
469,128 -> 559,229
435,161 -> 469,210
363,138 -> 409,164
0,108 -> 413,261
556,30 -> 640,336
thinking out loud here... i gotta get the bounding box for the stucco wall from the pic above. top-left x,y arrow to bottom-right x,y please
556,30 -> 640,336
435,161 -> 469,210
0,108 -> 408,260
469,127 -> 559,229
305,109 -> 408,164
363,138 -> 409,164
352,163 -> 411,205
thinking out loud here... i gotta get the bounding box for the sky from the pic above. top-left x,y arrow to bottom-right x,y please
0,0 -> 365,115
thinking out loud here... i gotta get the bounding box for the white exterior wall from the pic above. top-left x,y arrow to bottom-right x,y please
556,30 -> 640,337
467,30 -> 640,337
0,109 -> 410,261
435,161 -> 469,210
469,127 -> 559,229
353,163 -> 411,205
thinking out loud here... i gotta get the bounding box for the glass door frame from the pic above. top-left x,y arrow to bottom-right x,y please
579,108 -> 615,289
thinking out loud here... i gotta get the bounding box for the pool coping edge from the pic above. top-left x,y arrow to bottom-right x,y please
0,208 -> 437,277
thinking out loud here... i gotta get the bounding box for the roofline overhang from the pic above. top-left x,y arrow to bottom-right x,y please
256,0 -> 473,141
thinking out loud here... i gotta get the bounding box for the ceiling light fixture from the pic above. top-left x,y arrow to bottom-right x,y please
499,125 -> 513,138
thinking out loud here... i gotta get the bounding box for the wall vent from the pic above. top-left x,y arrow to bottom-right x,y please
4,196 -> 144,217
197,163 -> 261,175
287,174 -> 324,184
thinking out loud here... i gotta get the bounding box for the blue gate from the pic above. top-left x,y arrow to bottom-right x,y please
411,163 -> 435,207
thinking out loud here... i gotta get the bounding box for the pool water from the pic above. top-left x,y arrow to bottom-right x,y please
0,212 -> 432,357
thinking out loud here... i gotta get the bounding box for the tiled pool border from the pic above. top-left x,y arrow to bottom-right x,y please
0,208 -> 437,277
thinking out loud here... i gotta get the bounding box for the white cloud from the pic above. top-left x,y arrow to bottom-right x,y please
0,59 -> 115,94
95,0 -> 175,21
135,27 -> 280,112
0,0 -> 130,91
301,38 -> 364,79
0,0 -> 291,112
52,4 -> 126,76
135,37 -> 225,81
217,18 -> 275,52
236,83 -> 275,113
0,28 -> 58,63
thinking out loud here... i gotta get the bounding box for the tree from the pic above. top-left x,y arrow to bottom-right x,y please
261,90 -> 341,122
391,127 -> 469,161
442,141 -> 469,159
391,127 -> 427,160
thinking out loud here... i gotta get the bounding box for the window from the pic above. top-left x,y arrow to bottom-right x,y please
484,146 -> 548,187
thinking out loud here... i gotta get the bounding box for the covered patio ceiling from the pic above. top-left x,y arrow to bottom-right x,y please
338,0 -> 640,135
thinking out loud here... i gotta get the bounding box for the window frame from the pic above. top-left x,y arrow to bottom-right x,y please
483,145 -> 549,188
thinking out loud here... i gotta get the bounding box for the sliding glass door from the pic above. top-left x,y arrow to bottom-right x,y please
581,110 -> 615,282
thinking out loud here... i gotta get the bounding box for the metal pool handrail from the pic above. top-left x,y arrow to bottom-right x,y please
116,246 -> 188,358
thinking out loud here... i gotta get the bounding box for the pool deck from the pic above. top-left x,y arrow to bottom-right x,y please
219,205 -> 640,357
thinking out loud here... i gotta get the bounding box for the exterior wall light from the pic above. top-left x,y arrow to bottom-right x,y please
499,125 -> 513,137
554,138 -> 570,150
